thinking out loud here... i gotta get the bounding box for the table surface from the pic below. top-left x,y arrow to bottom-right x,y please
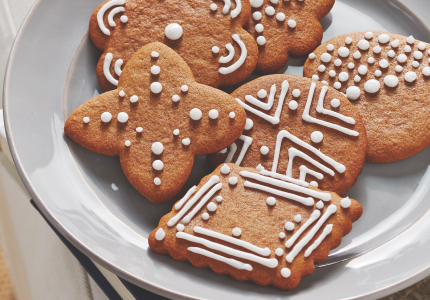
1,0 -> 429,299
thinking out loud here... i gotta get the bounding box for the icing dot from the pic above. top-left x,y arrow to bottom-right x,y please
209,109 -> 219,119
405,71 -> 417,82
384,75 -> 399,87
391,39 -> 400,48
250,0 -> 263,8
275,248 -> 284,256
119,90 -> 125,97
130,95 -> 138,103
256,36 -> 266,45
284,222 -> 294,231
117,112 -> 129,123
310,181 -> 318,187
181,85 -> 189,92
338,47 -> 350,58
321,53 -> 331,63
216,196 -> 223,203
345,37 -> 352,44
255,24 -> 264,33
412,61 -> 420,68
101,112 -> 112,123
270,0 -> 278,3
329,70 -> 336,77
124,140 -> 131,147
358,39 -> 370,50
83,117 -> 90,123
405,45 -> 412,53
229,176 -> 238,185
348,62 -> 355,69
152,160 -> 164,170
229,112 -> 236,118
136,127 -> 143,132
309,53 -> 316,59
287,19 -> 296,28
281,268 -> 291,278
333,82 -> 341,89
120,15 -> 128,23
257,89 -> 267,98
316,200 -> 324,209
202,213 -> 209,220
418,42 -> 426,50
276,13 -> 285,21
182,138 -> 191,145
312,75 -> 319,80
321,81 -> 328,85
292,89 -> 301,97
327,44 -> 334,51
423,67 -> 430,76
279,232 -> 286,239
155,228 -> 165,240
265,6 -> 275,16
212,46 -> 219,53
388,50 -> 395,58
150,82 -> 162,94
210,3 -> 217,10
244,118 -> 253,130
331,98 -> 340,108
164,23 -> 183,40
294,214 -> 302,222
346,86 -> 361,100
232,227 -> 242,237
395,65 -> 403,72
334,59 -> 342,67
154,177 -> 161,185
379,59 -> 389,68
364,32 -> 373,39
368,57 -> 375,64
378,34 -> 390,44
266,196 -> 276,206
152,142 -> 163,155
172,95 -> 180,102
151,65 -> 160,75
176,224 -> 184,232
151,51 -> 159,58
374,70 -> 382,77
406,35 -> 415,44
260,146 -> 269,155
220,164 -> 231,174
414,51 -> 423,60
318,65 -> 326,72
341,197 -> 351,208
354,75 -> 361,82
190,108 -> 202,121
338,72 -> 349,82
364,79 -> 380,94
353,51 -> 361,59
207,202 -> 217,212
397,54 -> 407,63
310,131 -> 323,143
253,11 -> 262,21
288,100 -> 298,110
173,129 -> 179,135
373,45 -> 381,54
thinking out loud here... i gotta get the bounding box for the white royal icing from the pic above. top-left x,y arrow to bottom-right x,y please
152,160 -> 164,170
294,214 -> 302,223
220,164 -> 231,174
154,177 -> 161,185
175,186 -> 198,210
364,79 -> 381,93
108,6 -> 125,27
222,0 -> 232,13
103,53 -> 118,86
101,112 -> 112,123
260,146 -> 269,155
405,71 -> 417,82
164,23 -> 183,40
232,227 -> 242,237
190,108 -> 203,121
219,44 -> 235,63
310,131 -> 323,143
83,117 -> 90,123
150,82 -> 162,94
114,59 -> 123,76
316,200 -> 324,209
341,197 -> 351,208
284,222 -> 294,231
260,170 -> 309,187
266,197 -> 276,206
384,75 -> 398,87
117,112 -> 128,123
188,247 -> 252,271
209,109 -> 219,119
285,210 -> 320,248
304,224 -> 333,257
219,35 -> 247,75
97,0 -> 126,35
244,118 -> 253,130
152,142 -> 163,155
230,0 -> 241,18
229,177 -> 238,185
182,183 -> 222,224
182,138 -> 191,146
207,202 -> 217,212
155,228 -> 165,241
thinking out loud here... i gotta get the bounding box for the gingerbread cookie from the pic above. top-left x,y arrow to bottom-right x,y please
303,31 -> 430,163
90,0 -> 258,91
64,42 -> 246,203
208,75 -> 367,196
245,0 -> 334,74
149,163 -> 362,290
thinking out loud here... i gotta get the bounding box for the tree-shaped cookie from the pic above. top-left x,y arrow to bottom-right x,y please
149,163 -> 362,290
65,42 -> 246,203
245,0 -> 334,73
303,31 -> 430,163
90,0 -> 258,91
208,75 -> 367,196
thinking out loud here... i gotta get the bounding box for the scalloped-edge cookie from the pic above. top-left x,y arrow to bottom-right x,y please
149,163 -> 362,290
90,0 -> 258,91
64,42 -> 246,203
303,31 -> 430,163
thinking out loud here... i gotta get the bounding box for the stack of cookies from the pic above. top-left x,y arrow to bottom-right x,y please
64,0 -> 430,290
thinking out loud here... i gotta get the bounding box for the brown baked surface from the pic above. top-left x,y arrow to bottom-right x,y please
90,0 -> 258,91
149,163 -> 362,290
245,0 -> 334,73
64,42 -> 246,203
303,31 -> 430,163
208,74 -> 367,196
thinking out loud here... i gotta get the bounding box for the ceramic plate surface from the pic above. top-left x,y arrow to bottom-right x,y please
4,0 -> 430,299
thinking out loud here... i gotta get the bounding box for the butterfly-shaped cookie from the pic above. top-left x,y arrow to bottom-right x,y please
90,0 -> 258,91
208,75 -> 367,196
245,0 -> 334,73
149,163 -> 362,290
303,31 -> 430,163
64,42 -> 246,203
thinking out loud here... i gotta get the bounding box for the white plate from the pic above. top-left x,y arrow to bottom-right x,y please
4,0 -> 430,299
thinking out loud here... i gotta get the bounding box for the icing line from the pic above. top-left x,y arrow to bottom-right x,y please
219,34 -> 247,75
315,86 -> 355,124
285,210 -> 321,248
175,186 -> 197,210
225,143 -> 237,163
259,170 -> 309,187
114,59 -> 123,77
235,135 -> 253,165
287,148 -> 335,177
188,247 -> 252,271
245,84 -> 276,110
230,0 -> 241,18
97,0 -> 126,35
103,53 -> 118,86
299,165 -> 324,181
304,224 -> 333,257
219,44 -> 235,64
108,6 -> 125,27
182,183 -> 222,224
